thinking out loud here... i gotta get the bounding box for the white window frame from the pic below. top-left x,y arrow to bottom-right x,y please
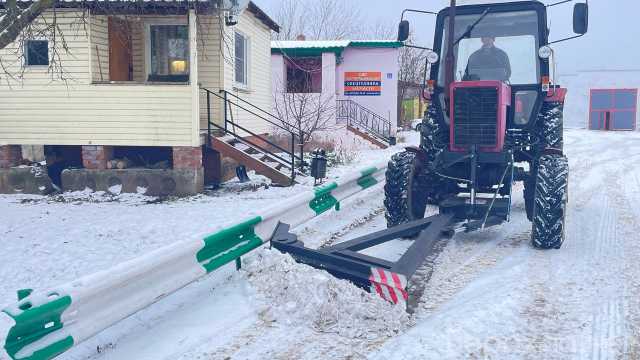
144,18 -> 189,82
234,30 -> 250,90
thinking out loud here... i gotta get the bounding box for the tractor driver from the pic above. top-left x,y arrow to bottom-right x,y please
464,36 -> 512,82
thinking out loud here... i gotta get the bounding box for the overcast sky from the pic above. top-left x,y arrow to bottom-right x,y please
252,0 -> 640,74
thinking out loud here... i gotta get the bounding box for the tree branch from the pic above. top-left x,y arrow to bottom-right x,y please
0,0 -> 56,50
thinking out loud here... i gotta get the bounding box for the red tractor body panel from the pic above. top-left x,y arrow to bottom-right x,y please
545,87 -> 568,103
449,81 -> 511,153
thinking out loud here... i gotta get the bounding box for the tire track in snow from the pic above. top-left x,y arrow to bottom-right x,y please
609,161 -> 640,358
585,189 -> 626,360
517,157 -> 630,359
413,186 -> 530,318
589,158 -> 640,359
370,131 -> 640,359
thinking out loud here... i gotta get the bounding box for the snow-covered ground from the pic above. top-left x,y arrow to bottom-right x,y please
2,128 -> 640,359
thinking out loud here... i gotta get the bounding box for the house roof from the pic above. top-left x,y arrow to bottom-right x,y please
271,39 -> 403,57
246,2 -> 279,33
0,0 -> 280,32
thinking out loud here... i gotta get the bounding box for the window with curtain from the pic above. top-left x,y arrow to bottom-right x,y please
235,31 -> 248,86
149,25 -> 189,82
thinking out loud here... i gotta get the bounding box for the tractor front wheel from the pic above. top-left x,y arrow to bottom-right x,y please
531,154 -> 569,249
384,151 -> 429,228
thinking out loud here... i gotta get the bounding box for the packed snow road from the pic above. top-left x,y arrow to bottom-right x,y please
373,129 -> 640,359
1,129 -> 639,359
82,129 -> 640,359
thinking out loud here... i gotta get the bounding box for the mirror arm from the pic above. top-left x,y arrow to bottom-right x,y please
547,33 -> 585,45
546,0 -> 573,7
401,8 -> 438,21
546,0 -> 588,7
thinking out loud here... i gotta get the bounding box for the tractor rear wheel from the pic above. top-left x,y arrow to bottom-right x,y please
531,154 -> 569,249
384,151 -> 429,228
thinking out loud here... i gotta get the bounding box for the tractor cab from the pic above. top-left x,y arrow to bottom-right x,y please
387,1 -> 588,249
432,2 -> 549,132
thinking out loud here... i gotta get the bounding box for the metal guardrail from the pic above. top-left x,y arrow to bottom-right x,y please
336,99 -> 393,144
0,162 -> 388,360
203,88 -> 307,181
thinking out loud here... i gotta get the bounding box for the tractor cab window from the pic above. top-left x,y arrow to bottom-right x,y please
438,10 -> 540,86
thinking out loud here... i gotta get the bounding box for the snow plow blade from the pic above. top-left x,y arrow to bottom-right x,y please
270,213 -> 454,308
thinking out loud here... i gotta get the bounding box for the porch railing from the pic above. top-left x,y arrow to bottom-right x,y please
336,99 -> 395,145
202,88 -> 307,181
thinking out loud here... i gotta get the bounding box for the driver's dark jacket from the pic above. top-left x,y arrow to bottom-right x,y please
464,46 -> 512,81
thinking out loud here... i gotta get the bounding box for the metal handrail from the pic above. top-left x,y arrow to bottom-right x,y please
204,88 -> 304,161
220,89 -> 307,138
202,88 -> 305,182
337,99 -> 393,142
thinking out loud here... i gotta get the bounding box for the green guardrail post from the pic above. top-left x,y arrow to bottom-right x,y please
309,182 -> 339,215
3,295 -> 74,360
357,166 -> 379,189
196,216 -> 263,273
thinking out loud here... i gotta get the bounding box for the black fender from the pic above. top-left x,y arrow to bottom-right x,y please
404,146 -> 429,163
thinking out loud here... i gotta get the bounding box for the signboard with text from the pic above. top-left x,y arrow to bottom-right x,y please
344,71 -> 382,96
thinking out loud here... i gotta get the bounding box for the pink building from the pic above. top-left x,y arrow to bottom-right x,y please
271,40 -> 402,146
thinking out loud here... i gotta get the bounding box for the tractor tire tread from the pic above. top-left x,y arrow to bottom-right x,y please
384,151 -> 419,227
531,154 -> 569,249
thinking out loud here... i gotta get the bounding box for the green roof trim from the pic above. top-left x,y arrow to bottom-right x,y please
349,41 -> 403,48
271,40 -> 403,57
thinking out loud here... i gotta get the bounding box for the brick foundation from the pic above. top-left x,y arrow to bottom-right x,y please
0,145 -> 23,168
173,146 -> 202,169
82,145 -> 113,170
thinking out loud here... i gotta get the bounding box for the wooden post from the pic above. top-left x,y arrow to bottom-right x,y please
189,9 -> 200,147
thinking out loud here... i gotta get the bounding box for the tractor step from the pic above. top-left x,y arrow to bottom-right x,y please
270,213 -> 455,308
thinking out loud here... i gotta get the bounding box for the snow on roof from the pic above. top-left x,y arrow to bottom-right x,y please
271,40 -> 401,50
271,40 -> 402,56
271,40 -> 352,49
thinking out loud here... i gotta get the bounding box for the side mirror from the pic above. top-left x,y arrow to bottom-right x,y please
398,20 -> 410,42
573,3 -> 588,35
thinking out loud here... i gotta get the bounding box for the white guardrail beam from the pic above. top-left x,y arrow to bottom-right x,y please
0,162 -> 388,360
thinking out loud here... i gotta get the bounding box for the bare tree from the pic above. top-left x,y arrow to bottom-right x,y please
272,0 -> 364,41
0,1 -> 231,84
366,18 -> 396,40
0,0 -> 55,50
270,0 -> 400,41
0,2 -> 88,85
273,74 -> 335,146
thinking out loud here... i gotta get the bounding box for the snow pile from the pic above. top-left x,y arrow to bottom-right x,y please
242,249 -> 411,341
12,189 -> 157,205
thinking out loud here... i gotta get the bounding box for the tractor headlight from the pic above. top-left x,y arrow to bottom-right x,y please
538,45 -> 553,59
426,51 -> 440,64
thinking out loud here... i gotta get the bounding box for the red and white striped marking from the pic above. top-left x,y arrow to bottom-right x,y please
369,268 -> 408,306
